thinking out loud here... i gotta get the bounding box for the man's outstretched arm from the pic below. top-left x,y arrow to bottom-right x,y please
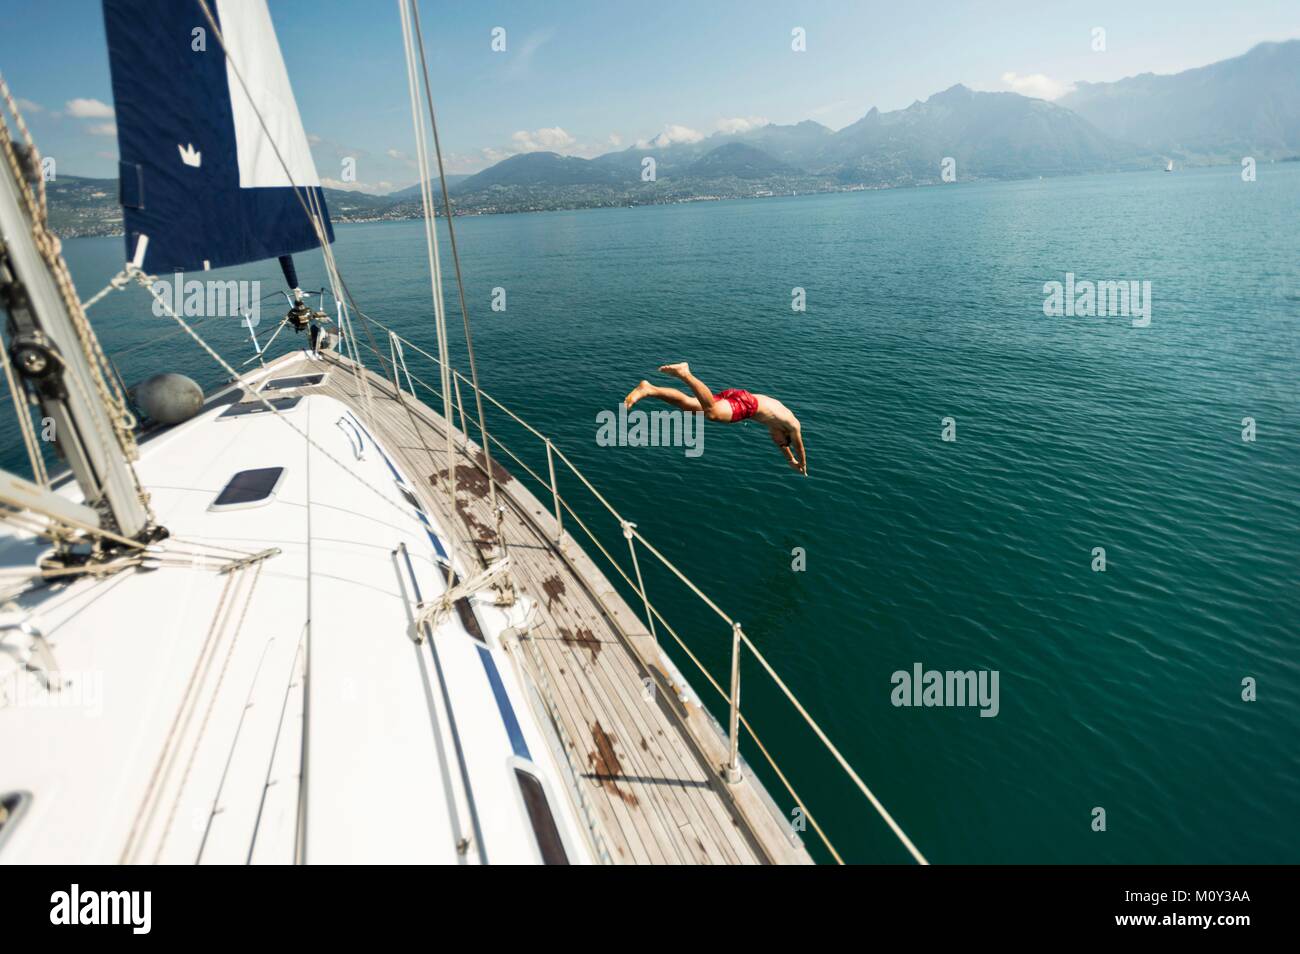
779,443 -> 800,471
792,431 -> 807,475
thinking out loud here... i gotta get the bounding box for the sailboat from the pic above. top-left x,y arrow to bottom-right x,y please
0,0 -> 925,865
1165,159 -> 1175,172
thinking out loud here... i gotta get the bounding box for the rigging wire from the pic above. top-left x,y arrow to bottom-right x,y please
397,0 -> 467,572
68,0 -> 488,576
191,0 -> 396,390
408,0 -> 501,538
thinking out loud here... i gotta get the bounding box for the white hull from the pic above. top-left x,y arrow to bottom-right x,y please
0,352 -> 591,864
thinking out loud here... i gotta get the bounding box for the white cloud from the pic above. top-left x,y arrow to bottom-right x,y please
88,121 -> 118,137
631,117 -> 767,151
307,132 -> 322,145
659,124 -> 704,145
65,98 -> 114,118
510,126 -> 577,153
473,127 -> 589,165
635,124 -> 704,149
465,127 -> 631,172
715,116 -> 769,135
15,98 -> 43,114
503,28 -> 556,80
1000,72 -> 1074,101
386,148 -> 407,160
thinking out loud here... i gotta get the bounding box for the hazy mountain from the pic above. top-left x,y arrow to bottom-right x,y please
818,84 -> 1152,182
685,142 -> 797,179
589,138 -> 711,177
743,120 -> 836,165
1058,40 -> 1300,160
452,152 -> 618,191
388,175 -> 470,198
42,40 -> 1300,236
585,86 -> 1152,187
587,119 -> 833,179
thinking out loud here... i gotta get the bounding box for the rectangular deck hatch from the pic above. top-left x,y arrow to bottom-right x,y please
218,395 -> 302,419
211,467 -> 285,510
262,373 -> 327,391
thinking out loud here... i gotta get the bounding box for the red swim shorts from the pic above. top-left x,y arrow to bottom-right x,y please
713,388 -> 758,422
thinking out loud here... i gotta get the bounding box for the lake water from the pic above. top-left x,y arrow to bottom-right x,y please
23,165 -> 1300,862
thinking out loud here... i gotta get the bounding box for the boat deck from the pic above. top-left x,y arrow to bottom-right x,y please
248,350 -> 809,864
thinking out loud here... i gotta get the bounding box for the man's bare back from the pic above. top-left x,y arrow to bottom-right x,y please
625,362 -> 807,475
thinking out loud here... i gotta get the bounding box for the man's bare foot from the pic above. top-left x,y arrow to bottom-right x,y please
625,379 -> 654,408
659,362 -> 690,379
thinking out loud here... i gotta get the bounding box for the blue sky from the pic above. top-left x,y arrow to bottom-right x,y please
2,0 -> 1298,192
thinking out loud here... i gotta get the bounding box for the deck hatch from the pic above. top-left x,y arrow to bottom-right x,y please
211,467 -> 286,510
514,770 -> 568,865
218,395 -> 302,419
262,373 -> 327,391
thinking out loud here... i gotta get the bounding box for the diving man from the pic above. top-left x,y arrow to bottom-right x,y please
625,363 -> 807,475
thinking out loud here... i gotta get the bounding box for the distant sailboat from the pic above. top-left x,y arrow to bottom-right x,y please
1165,160 -> 1175,173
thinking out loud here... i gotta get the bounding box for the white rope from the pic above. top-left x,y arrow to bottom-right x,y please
413,556 -> 510,630
80,268 -> 131,311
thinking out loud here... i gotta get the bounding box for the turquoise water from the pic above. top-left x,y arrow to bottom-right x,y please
25,166 -> 1300,863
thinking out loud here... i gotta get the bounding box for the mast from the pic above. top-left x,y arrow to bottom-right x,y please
0,147 -> 151,539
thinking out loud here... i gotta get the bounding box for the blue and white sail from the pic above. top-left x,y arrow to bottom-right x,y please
103,0 -> 333,273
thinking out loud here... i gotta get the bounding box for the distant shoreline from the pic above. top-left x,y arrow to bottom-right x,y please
50,158 -> 1292,241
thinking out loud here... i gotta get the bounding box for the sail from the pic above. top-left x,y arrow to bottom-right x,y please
102,0 -> 333,273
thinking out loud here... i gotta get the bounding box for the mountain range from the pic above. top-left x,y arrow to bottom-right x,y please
1059,40 -> 1300,159
43,40 -> 1300,236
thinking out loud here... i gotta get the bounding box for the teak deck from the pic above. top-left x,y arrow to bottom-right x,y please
248,351 -> 811,865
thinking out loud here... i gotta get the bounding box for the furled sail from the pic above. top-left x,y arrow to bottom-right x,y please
102,0 -> 333,273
